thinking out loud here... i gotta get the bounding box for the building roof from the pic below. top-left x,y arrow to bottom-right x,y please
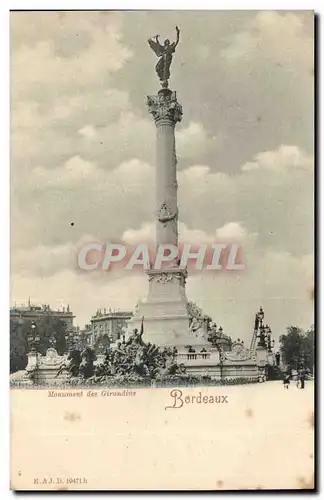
10,303 -> 74,316
91,309 -> 133,321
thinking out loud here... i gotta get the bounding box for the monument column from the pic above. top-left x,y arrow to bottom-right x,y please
127,28 -> 208,350
147,89 -> 182,246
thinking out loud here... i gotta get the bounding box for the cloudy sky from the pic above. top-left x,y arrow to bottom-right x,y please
10,10 -> 314,342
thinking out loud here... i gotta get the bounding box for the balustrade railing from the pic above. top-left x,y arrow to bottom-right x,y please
176,352 -> 211,361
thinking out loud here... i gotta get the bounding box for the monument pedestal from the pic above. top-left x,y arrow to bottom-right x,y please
128,268 -> 204,348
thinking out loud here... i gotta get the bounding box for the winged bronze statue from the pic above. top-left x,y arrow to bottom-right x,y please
148,26 -> 180,87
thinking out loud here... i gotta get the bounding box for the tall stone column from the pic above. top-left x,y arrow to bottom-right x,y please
127,88 -> 205,350
147,88 -> 182,246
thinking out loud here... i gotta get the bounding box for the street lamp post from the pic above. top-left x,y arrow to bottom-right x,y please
265,325 -> 272,352
258,307 -> 264,327
27,321 -> 40,383
257,324 -> 266,348
217,344 -> 223,384
215,326 -> 224,383
65,330 -> 77,352
28,321 -> 40,352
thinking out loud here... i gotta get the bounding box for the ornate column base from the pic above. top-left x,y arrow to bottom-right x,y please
127,267 -> 205,348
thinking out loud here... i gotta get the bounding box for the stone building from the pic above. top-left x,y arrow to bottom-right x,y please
10,301 -> 75,331
90,309 -> 133,345
69,325 -> 92,349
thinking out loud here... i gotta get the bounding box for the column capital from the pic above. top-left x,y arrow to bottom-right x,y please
147,88 -> 182,125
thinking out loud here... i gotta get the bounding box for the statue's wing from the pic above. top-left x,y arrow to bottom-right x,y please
148,38 -> 164,56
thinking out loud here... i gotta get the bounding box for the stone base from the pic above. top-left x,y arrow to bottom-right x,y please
176,348 -> 262,381
185,365 -> 260,381
128,267 -> 208,349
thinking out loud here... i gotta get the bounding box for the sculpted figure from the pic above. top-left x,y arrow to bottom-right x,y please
79,347 -> 96,379
148,26 -> 180,86
55,349 -> 81,378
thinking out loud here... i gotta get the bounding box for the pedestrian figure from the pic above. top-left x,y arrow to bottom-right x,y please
200,348 -> 208,360
300,371 -> 306,389
283,372 -> 290,389
296,372 -> 300,388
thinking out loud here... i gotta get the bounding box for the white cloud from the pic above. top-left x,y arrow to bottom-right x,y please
11,14 -> 132,99
122,221 -> 250,246
113,158 -> 153,186
178,166 -> 236,205
11,244 -> 75,278
242,145 -> 313,172
32,156 -> 99,186
221,11 -> 313,71
216,222 -> 248,241
11,233 -> 99,278
180,164 -> 210,180
26,156 -> 154,191
78,125 -> 96,138
122,223 -> 155,246
176,122 -> 220,159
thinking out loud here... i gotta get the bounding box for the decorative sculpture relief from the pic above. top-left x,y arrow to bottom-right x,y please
148,271 -> 187,287
156,273 -> 176,284
190,317 -> 201,333
222,344 -> 255,363
156,202 -> 178,226
39,348 -> 66,368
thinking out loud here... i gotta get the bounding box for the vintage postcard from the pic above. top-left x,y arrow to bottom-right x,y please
10,10 -> 315,491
